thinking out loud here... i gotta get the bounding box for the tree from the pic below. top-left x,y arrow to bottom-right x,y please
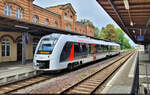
116,28 -> 131,49
116,28 -> 124,49
94,27 -> 101,38
99,24 -> 132,50
123,38 -> 131,49
100,24 -> 118,41
80,19 -> 94,26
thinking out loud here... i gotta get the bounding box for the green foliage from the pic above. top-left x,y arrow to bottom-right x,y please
123,38 -> 131,49
116,28 -> 131,49
95,24 -> 131,50
94,27 -> 101,38
100,24 -> 118,41
116,28 -> 124,49
80,19 -> 93,26
81,73 -> 87,77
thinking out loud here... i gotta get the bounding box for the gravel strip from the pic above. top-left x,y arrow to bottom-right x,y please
14,53 -> 126,94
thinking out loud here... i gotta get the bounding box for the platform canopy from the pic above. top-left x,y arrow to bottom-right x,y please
97,0 -> 150,45
0,15 -> 116,43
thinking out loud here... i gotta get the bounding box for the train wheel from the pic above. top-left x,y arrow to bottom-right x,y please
80,61 -> 82,65
68,64 -> 73,70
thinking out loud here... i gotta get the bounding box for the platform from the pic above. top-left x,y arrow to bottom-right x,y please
101,51 -> 138,94
138,51 -> 150,94
0,62 -> 37,86
101,50 -> 150,94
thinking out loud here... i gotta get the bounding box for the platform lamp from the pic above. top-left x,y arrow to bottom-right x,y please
123,0 -> 134,27
133,30 -> 135,33
123,0 -> 129,10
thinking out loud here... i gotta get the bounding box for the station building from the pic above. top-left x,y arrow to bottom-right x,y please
0,0 -> 94,63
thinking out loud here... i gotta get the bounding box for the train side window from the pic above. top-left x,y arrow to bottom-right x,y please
60,42 -> 72,62
74,43 -> 81,58
81,43 -> 88,57
88,44 -> 91,54
110,46 -> 113,51
101,45 -> 105,52
97,45 -> 101,53
82,44 -> 88,53
88,44 -> 94,54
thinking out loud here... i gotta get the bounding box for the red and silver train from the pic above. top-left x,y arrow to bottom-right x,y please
33,33 -> 120,71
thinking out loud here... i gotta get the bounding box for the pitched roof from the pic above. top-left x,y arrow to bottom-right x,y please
76,21 -> 87,26
46,3 -> 76,14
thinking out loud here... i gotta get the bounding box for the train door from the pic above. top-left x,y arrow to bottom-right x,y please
17,39 -> 22,62
92,44 -> 97,61
32,38 -> 40,55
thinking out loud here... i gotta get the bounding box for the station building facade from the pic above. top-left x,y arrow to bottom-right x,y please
0,0 -> 94,63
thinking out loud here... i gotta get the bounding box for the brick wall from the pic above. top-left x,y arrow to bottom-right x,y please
0,0 -> 94,37
33,5 -> 61,28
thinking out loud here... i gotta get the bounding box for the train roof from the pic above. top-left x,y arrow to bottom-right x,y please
42,33 -> 120,47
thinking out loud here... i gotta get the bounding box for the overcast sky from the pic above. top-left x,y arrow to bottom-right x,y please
33,0 -> 137,47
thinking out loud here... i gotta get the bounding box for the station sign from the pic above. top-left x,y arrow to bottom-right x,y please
137,36 -> 144,41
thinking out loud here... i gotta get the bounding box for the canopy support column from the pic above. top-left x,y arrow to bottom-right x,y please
22,32 -> 27,65
148,44 -> 150,61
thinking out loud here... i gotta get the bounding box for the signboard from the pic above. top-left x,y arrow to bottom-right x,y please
137,36 -> 144,41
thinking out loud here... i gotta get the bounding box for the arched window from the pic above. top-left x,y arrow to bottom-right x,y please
54,21 -> 58,28
65,24 -> 68,31
80,29 -> 81,33
4,5 -> 12,16
68,24 -> 71,31
75,28 -> 77,32
33,15 -> 38,23
45,19 -> 49,26
1,39 -> 10,56
64,13 -> 67,16
16,9 -> 22,19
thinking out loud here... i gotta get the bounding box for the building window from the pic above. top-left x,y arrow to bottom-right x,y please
75,28 -> 77,32
54,21 -> 58,28
45,19 -> 49,26
65,24 -> 68,31
68,24 -> 71,31
4,5 -> 12,16
16,9 -> 22,19
64,13 -> 67,16
33,15 -> 38,23
1,39 -> 10,57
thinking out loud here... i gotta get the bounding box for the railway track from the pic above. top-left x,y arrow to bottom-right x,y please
0,75 -> 53,94
0,51 -> 133,94
59,51 -> 134,94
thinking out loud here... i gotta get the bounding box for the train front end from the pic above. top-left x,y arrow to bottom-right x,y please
33,35 -> 59,71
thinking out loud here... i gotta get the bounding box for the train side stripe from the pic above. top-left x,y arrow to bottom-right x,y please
68,43 -> 74,61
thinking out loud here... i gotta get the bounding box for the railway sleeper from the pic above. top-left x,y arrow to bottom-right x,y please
86,81 -> 100,84
82,83 -> 98,86
69,89 -> 89,94
73,87 -> 91,92
78,85 -> 95,89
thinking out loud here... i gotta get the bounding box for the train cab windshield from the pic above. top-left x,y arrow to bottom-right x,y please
37,38 -> 58,54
